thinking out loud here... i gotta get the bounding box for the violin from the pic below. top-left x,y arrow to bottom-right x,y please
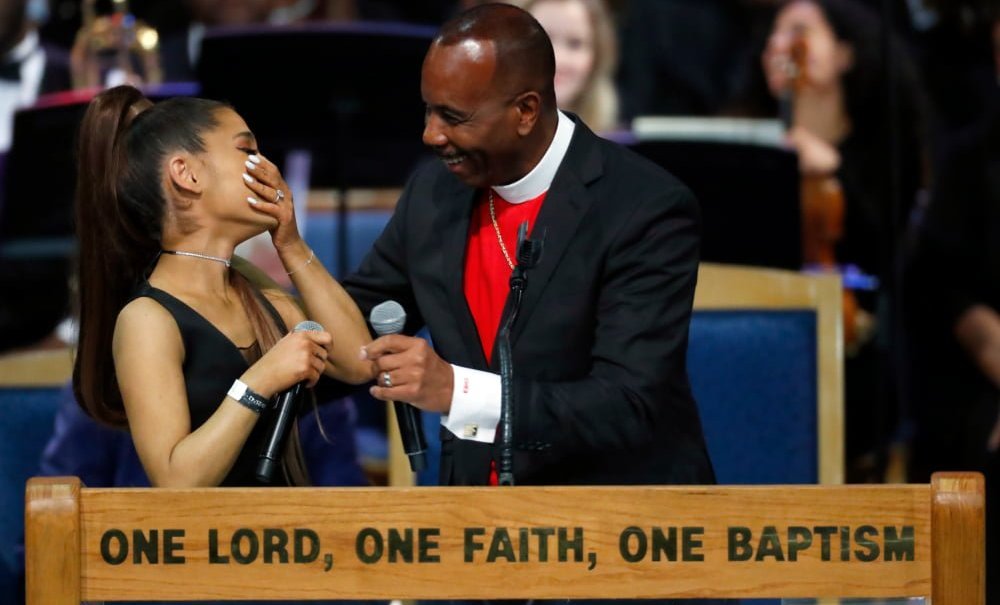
782,27 -> 865,350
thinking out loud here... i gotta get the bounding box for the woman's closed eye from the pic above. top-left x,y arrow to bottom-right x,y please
238,146 -> 259,156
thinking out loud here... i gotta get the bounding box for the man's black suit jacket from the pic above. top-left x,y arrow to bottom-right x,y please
343,116 -> 715,486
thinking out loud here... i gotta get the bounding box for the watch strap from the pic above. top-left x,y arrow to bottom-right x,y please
227,379 -> 270,414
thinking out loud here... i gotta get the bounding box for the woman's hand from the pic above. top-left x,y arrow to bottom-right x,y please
242,153 -> 301,250
241,329 -> 333,397
786,126 -> 842,177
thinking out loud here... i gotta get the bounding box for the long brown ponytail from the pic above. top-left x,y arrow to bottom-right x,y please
74,86 -> 156,426
74,86 -> 226,424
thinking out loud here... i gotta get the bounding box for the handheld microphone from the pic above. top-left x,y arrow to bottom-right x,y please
370,300 -> 428,472
256,320 -> 324,484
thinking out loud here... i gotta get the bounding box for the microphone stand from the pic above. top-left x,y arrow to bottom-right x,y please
497,222 -> 543,486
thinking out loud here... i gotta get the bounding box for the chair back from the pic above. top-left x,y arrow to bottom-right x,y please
0,349 -> 72,598
691,263 -> 844,484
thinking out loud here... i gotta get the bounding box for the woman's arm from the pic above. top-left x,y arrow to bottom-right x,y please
268,244 -> 375,385
114,297 -> 331,487
114,298 -> 258,487
240,154 -> 375,385
954,304 -> 1000,452
954,304 -> 1000,387
955,304 -> 1000,452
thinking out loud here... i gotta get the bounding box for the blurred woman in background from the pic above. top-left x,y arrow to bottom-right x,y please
737,0 -> 929,482
514,0 -> 620,132
904,6 -> 999,600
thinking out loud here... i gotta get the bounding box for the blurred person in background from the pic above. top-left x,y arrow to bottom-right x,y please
0,0 -> 71,354
513,0 -> 619,132
907,0 -> 1000,146
903,4 -> 998,601
348,0 -> 457,23
156,0 -> 278,82
617,0 -> 778,122
0,0 -> 69,153
735,0 -> 929,482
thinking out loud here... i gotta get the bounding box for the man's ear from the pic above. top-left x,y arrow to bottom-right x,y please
166,154 -> 203,196
514,91 -> 542,137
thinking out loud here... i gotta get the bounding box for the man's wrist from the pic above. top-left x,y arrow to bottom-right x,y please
440,363 -> 456,413
443,365 -> 501,442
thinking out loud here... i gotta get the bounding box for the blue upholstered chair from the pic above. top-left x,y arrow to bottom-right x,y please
0,348 -> 72,602
305,208 -> 394,280
688,264 -> 845,605
690,263 -> 844,485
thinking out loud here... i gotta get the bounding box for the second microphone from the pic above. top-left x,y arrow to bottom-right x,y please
369,300 -> 428,472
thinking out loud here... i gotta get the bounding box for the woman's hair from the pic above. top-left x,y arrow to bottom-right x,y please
73,87 -> 274,423
515,0 -> 620,132
810,0 -> 924,139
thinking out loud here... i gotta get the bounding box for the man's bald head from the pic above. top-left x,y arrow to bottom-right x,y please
434,3 -> 557,109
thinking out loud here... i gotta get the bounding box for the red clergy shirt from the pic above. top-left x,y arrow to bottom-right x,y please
463,189 -> 547,366
463,189 -> 546,486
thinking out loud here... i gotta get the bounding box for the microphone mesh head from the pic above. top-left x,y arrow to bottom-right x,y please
293,320 -> 324,333
370,300 -> 406,336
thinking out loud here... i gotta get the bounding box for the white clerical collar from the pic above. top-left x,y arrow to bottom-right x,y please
4,30 -> 39,64
492,110 -> 575,204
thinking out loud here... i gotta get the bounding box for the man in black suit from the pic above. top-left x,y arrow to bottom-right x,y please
350,3 -> 715,488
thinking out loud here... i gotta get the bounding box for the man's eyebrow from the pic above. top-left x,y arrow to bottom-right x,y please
429,103 -> 468,117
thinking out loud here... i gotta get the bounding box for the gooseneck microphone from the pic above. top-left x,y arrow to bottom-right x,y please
370,301 -> 428,472
256,320 -> 324,484
497,221 -> 544,486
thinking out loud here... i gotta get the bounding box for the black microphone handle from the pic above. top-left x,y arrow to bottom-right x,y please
393,400 -> 428,472
256,382 -> 303,483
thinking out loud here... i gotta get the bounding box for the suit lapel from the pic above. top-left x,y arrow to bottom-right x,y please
502,122 -> 605,353
435,176 -> 489,369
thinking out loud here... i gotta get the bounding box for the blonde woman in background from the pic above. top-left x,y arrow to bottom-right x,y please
513,0 -> 620,132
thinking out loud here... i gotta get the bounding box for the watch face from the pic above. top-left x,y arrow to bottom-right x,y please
229,381 -> 248,400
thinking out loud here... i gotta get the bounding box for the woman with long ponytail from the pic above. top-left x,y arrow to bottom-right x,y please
73,85 -> 374,487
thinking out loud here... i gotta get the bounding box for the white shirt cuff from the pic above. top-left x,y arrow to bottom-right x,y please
441,364 -> 501,443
